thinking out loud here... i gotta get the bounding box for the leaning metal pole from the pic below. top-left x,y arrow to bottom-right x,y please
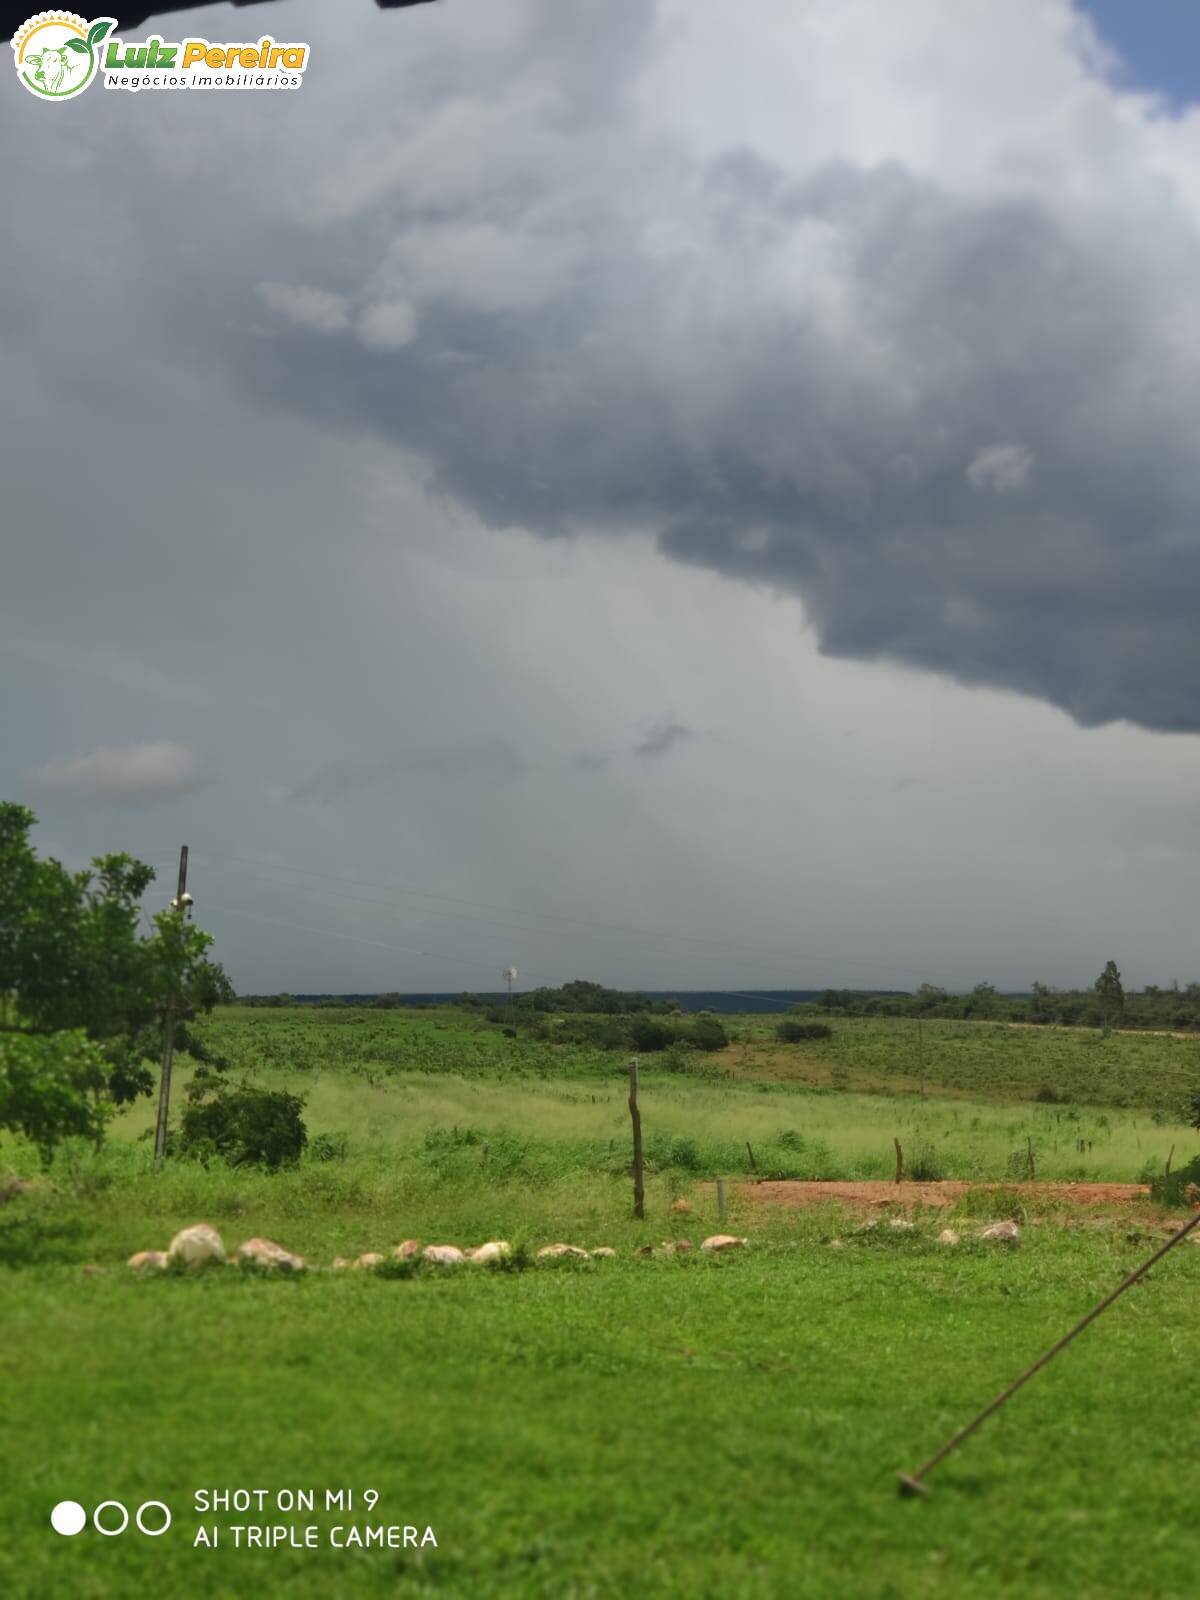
898,1204 -> 1200,1496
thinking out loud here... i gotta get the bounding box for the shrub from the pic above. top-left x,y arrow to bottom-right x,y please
554,1016 -> 628,1050
907,1143 -> 945,1182
776,1021 -> 833,1043
688,1017 -> 728,1052
1035,1085 -> 1061,1103
175,1072 -> 307,1169
628,1018 -> 675,1053
645,1132 -> 703,1171
1150,1154 -> 1200,1206
308,1130 -> 349,1162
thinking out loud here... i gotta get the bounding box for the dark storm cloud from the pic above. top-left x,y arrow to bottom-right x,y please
227,87 -> 1200,735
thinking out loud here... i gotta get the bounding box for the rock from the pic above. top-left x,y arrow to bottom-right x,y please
590,1246 -> 617,1258
980,1220 -> 1020,1244
422,1244 -> 466,1266
660,1239 -> 692,1254
353,1252 -> 385,1270
827,1238 -> 844,1250
537,1243 -> 589,1260
700,1235 -> 748,1252
330,1256 -> 351,1271
167,1224 -> 226,1270
670,1198 -> 692,1214
393,1239 -> 421,1260
236,1237 -> 304,1272
938,1228 -> 961,1246
467,1240 -> 512,1265
128,1250 -> 169,1272
888,1218 -> 915,1232
635,1244 -> 656,1257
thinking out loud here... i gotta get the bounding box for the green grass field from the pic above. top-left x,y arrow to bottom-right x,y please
3,1006 -> 1200,1598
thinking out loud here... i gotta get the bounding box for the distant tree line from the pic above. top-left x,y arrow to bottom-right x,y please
808,962 -> 1200,1032
236,964 -> 1200,1034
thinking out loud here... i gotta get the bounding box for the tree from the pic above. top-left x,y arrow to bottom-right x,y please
1094,960 -> 1125,1032
0,1031 -> 112,1162
0,802 -> 231,1154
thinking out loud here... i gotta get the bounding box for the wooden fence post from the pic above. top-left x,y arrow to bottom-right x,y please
894,1137 -> 904,1184
717,1178 -> 727,1221
629,1058 -> 644,1220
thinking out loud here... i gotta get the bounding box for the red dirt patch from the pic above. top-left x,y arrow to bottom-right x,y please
735,1179 -> 1151,1212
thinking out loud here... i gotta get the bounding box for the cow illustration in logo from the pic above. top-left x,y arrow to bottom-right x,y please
12,12 -> 114,100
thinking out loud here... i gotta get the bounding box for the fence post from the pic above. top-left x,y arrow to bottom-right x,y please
894,1138 -> 904,1184
628,1058 -> 644,1220
717,1178 -> 727,1221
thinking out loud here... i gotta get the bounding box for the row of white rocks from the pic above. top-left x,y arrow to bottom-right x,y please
128,1225 -> 750,1273
827,1218 -> 1021,1246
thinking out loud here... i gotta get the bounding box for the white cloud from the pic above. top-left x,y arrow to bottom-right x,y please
966,442 -> 1035,492
357,299 -> 418,350
34,742 -> 199,805
256,281 -> 350,333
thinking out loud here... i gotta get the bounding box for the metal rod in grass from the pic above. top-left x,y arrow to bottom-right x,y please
897,1206 -> 1200,1497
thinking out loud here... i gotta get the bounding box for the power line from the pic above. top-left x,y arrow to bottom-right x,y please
152,841 -> 975,988
189,859 -> 848,992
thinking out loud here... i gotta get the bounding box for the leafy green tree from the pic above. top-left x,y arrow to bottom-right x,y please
0,1030 -> 112,1162
0,802 -> 231,1148
1094,960 -> 1125,1032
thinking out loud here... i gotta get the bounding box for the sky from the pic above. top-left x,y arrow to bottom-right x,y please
3,0 -> 1200,997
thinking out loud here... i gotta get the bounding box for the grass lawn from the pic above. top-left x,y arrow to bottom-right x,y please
3,1006 -> 1199,1597
3,1215 -> 1198,1599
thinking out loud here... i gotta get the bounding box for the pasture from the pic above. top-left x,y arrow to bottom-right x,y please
3,1005 -> 1200,1598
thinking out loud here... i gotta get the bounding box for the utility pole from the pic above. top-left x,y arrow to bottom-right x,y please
153,845 -> 189,1167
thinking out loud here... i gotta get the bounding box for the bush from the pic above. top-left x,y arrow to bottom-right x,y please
776,1021 -> 833,1043
1035,1085 -> 1061,1103
308,1130 -> 349,1162
644,1132 -> 703,1172
175,1072 -> 307,1169
1150,1154 -> 1200,1207
628,1018 -> 675,1053
907,1143 -> 945,1182
688,1017 -> 728,1052
554,1016 -> 628,1050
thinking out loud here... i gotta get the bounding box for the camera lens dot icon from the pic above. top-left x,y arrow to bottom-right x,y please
50,1501 -> 87,1537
